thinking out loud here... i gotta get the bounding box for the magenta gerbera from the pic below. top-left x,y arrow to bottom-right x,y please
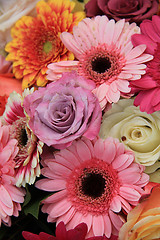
3,90 -> 43,187
0,121 -> 25,226
36,137 -> 149,238
131,15 -> 160,113
47,16 -> 153,109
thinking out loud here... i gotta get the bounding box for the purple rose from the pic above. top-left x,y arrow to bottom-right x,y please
23,72 -> 102,149
85,0 -> 159,24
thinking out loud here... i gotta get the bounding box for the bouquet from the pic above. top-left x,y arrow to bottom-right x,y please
0,0 -> 160,239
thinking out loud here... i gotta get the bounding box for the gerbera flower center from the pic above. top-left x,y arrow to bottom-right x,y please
43,41 -> 53,54
10,117 -> 32,168
20,128 -> 28,146
10,118 -> 28,148
91,57 -> 111,74
67,158 -> 120,215
78,44 -> 126,87
81,172 -> 106,198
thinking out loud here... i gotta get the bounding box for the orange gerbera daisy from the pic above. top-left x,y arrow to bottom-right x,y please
5,0 -> 85,90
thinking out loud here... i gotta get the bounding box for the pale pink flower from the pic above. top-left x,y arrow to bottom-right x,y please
3,90 -> 43,187
36,137 -> 149,238
0,121 -> 25,226
47,16 -> 153,109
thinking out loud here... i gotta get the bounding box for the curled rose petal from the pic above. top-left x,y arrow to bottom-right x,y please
23,72 -> 102,149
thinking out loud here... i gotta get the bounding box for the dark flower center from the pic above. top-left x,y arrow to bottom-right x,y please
81,172 -> 106,198
91,57 -> 111,73
20,128 -> 28,146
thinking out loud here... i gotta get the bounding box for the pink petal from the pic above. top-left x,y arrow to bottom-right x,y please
95,83 -> 109,102
103,214 -> 112,238
58,148 -> 80,167
118,195 -> 132,213
4,184 -> 25,203
66,211 -> 83,229
136,173 -> 149,187
118,170 -> 141,184
43,190 -> 67,204
132,34 -> 156,55
49,198 -> 72,218
112,154 -> 134,171
112,19 -> 125,44
94,138 -> 105,160
109,210 -> 123,231
98,15 -> 110,44
115,142 -> 125,157
47,161 -> 71,176
152,15 -> 160,37
141,19 -> 160,43
119,186 -> 141,201
80,213 -> 92,232
54,154 -> 73,169
0,185 -> 13,208
103,19 -> 115,45
92,215 -> 104,236
106,87 -> 120,103
60,32 -> 83,59
56,206 -> 76,225
134,89 -> 156,114
110,196 -> 122,213
76,140 -> 92,162
102,141 -> 116,164
35,179 -> 66,191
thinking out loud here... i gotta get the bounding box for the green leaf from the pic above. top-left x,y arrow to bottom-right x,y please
22,184 -> 31,207
22,184 -> 52,219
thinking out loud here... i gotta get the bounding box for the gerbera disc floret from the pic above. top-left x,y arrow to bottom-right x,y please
47,16 -> 153,109
5,0 -> 85,89
36,137 -> 149,238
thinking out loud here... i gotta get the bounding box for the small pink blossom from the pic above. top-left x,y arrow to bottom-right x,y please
0,121 -> 25,226
24,72 -> 102,149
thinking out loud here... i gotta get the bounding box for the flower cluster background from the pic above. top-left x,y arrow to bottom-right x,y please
1,0 -> 160,239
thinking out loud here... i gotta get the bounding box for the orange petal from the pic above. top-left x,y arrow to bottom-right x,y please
0,74 -> 22,95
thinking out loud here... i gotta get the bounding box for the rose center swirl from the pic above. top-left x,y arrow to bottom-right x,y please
66,159 -> 120,215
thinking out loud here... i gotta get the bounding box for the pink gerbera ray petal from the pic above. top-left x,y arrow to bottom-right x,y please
3,92 -> 25,124
36,137 -> 149,237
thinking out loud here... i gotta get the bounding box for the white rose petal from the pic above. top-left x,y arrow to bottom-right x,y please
99,98 -> 160,166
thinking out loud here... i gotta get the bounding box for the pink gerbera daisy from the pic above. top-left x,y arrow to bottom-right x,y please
0,121 -> 25,226
36,137 -> 149,238
3,90 -> 43,187
47,16 -> 153,109
130,15 -> 160,113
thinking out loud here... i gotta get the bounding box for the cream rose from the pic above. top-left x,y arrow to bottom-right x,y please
99,98 -> 160,166
0,0 -> 38,53
119,185 -> 160,240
